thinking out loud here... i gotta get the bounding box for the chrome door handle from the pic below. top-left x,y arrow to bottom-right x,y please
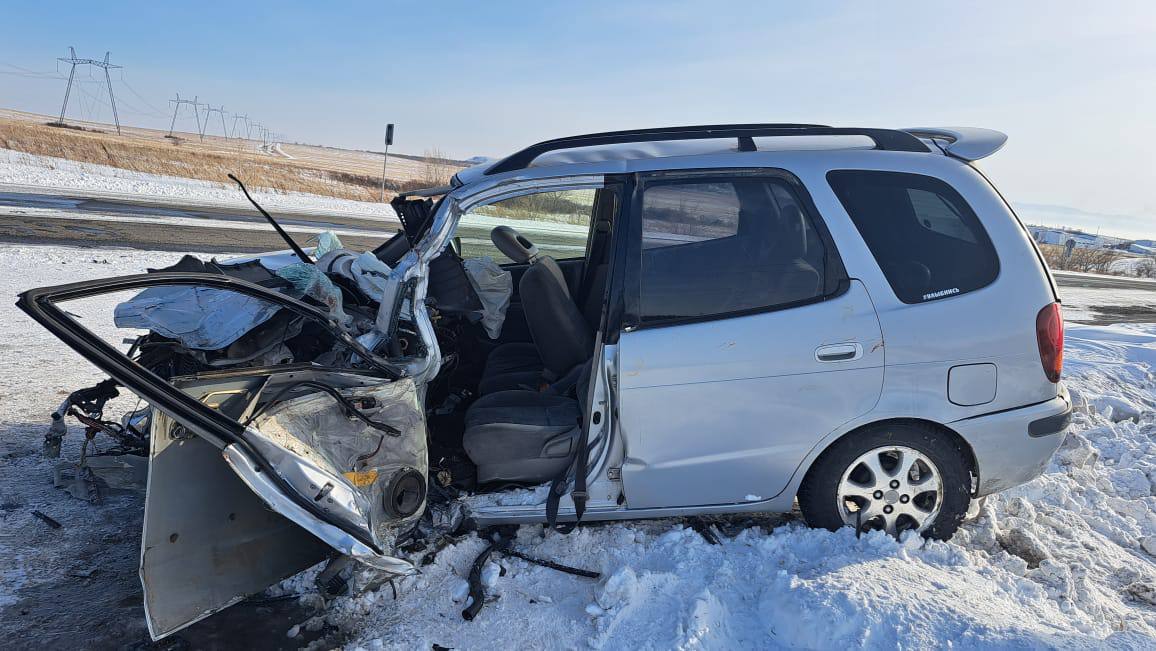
815,342 -> 862,362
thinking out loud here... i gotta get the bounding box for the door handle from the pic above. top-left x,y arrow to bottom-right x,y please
815,343 -> 862,362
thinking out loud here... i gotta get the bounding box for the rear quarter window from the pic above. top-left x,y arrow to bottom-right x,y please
827,170 -> 999,303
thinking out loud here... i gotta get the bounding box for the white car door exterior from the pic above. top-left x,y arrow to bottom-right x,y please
616,171 -> 885,509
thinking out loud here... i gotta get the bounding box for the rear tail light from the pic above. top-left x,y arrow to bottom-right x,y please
1035,302 -> 1064,383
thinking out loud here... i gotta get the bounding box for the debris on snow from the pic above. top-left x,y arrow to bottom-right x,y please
29,510 -> 62,529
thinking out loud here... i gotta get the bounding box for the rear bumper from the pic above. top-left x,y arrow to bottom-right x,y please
951,384 -> 1071,497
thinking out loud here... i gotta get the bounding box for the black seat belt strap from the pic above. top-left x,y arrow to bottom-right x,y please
545,430 -> 590,534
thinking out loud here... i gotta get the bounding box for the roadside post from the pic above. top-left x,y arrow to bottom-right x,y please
380,123 -> 394,202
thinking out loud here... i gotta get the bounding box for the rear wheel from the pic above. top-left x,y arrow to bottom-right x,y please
798,422 -> 972,540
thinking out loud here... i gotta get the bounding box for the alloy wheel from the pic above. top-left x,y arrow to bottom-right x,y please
836,445 -> 943,536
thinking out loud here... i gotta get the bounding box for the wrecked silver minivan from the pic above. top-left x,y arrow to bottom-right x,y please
19,124 -> 1072,639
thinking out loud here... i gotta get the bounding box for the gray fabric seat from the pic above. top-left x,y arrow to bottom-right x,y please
463,389 -> 581,484
466,226 -> 599,483
477,226 -> 594,394
478,342 -> 544,395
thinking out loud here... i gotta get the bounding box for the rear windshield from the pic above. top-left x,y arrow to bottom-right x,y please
827,170 -> 999,303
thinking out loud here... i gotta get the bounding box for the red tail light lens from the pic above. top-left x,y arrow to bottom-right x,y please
1035,303 -> 1064,383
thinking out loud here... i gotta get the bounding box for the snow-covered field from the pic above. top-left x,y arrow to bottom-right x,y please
0,148 -> 396,220
2,243 -> 1156,649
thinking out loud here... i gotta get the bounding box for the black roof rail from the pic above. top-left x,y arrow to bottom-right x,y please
484,124 -> 929,175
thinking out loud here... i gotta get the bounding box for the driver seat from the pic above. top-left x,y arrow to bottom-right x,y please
478,226 -> 593,394
464,362 -> 592,484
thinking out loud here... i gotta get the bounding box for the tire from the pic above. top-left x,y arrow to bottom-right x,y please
797,421 -> 972,540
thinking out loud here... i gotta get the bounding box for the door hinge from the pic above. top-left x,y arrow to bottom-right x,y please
606,467 -> 621,481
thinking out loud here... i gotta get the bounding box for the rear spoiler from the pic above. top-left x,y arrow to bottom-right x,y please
902,127 -> 1008,161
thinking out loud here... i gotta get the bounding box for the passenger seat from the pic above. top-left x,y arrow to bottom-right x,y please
478,226 -> 593,394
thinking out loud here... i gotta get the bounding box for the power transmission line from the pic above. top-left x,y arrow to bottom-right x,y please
116,70 -> 168,117
73,83 -> 108,122
57,47 -> 122,134
71,79 -> 160,120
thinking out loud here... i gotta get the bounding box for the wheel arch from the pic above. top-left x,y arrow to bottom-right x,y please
797,417 -> 980,497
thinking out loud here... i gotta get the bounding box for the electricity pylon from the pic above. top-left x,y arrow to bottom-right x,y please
230,113 -> 250,139
167,94 -> 202,137
199,105 -> 226,141
57,47 -> 122,134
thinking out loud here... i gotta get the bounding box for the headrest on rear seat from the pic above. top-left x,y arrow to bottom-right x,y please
779,205 -> 809,259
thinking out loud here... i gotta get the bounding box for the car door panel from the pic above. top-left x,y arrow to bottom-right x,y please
619,280 -> 883,508
141,375 -> 330,639
614,172 -> 885,509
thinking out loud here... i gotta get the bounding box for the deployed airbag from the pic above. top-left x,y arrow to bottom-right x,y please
114,286 -> 283,350
463,256 -> 513,338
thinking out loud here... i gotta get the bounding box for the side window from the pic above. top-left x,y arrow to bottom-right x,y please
458,189 -> 595,262
827,170 -> 998,303
642,183 -> 739,249
639,177 -> 830,323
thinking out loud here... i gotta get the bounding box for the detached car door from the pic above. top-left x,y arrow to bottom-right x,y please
17,272 -> 427,639
616,171 -> 885,508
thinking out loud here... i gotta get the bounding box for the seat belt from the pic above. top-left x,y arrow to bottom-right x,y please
546,360 -> 594,533
545,415 -> 591,533
545,438 -> 588,534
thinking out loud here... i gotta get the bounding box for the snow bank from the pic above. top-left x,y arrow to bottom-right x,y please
0,148 -> 395,220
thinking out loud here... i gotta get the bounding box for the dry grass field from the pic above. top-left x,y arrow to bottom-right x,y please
1038,242 -> 1120,274
0,108 -> 466,202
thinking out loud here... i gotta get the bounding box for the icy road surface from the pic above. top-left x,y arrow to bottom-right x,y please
0,243 -> 1155,650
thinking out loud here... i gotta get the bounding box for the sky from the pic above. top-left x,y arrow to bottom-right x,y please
0,1 -> 1154,239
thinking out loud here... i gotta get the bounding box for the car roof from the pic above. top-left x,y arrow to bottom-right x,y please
450,125 -> 1007,190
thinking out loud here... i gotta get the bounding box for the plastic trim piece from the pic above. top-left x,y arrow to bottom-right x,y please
1028,401 -> 1073,438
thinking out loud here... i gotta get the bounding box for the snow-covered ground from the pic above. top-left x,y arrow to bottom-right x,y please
2,242 -> 1156,649
0,148 -> 396,220
1111,256 -> 1156,279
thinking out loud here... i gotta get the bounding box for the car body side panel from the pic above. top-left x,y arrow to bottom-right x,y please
952,385 -> 1071,496
617,280 -> 884,508
791,158 -> 1059,416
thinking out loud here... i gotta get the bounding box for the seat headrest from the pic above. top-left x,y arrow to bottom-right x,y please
490,225 -> 540,264
779,204 -> 808,258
